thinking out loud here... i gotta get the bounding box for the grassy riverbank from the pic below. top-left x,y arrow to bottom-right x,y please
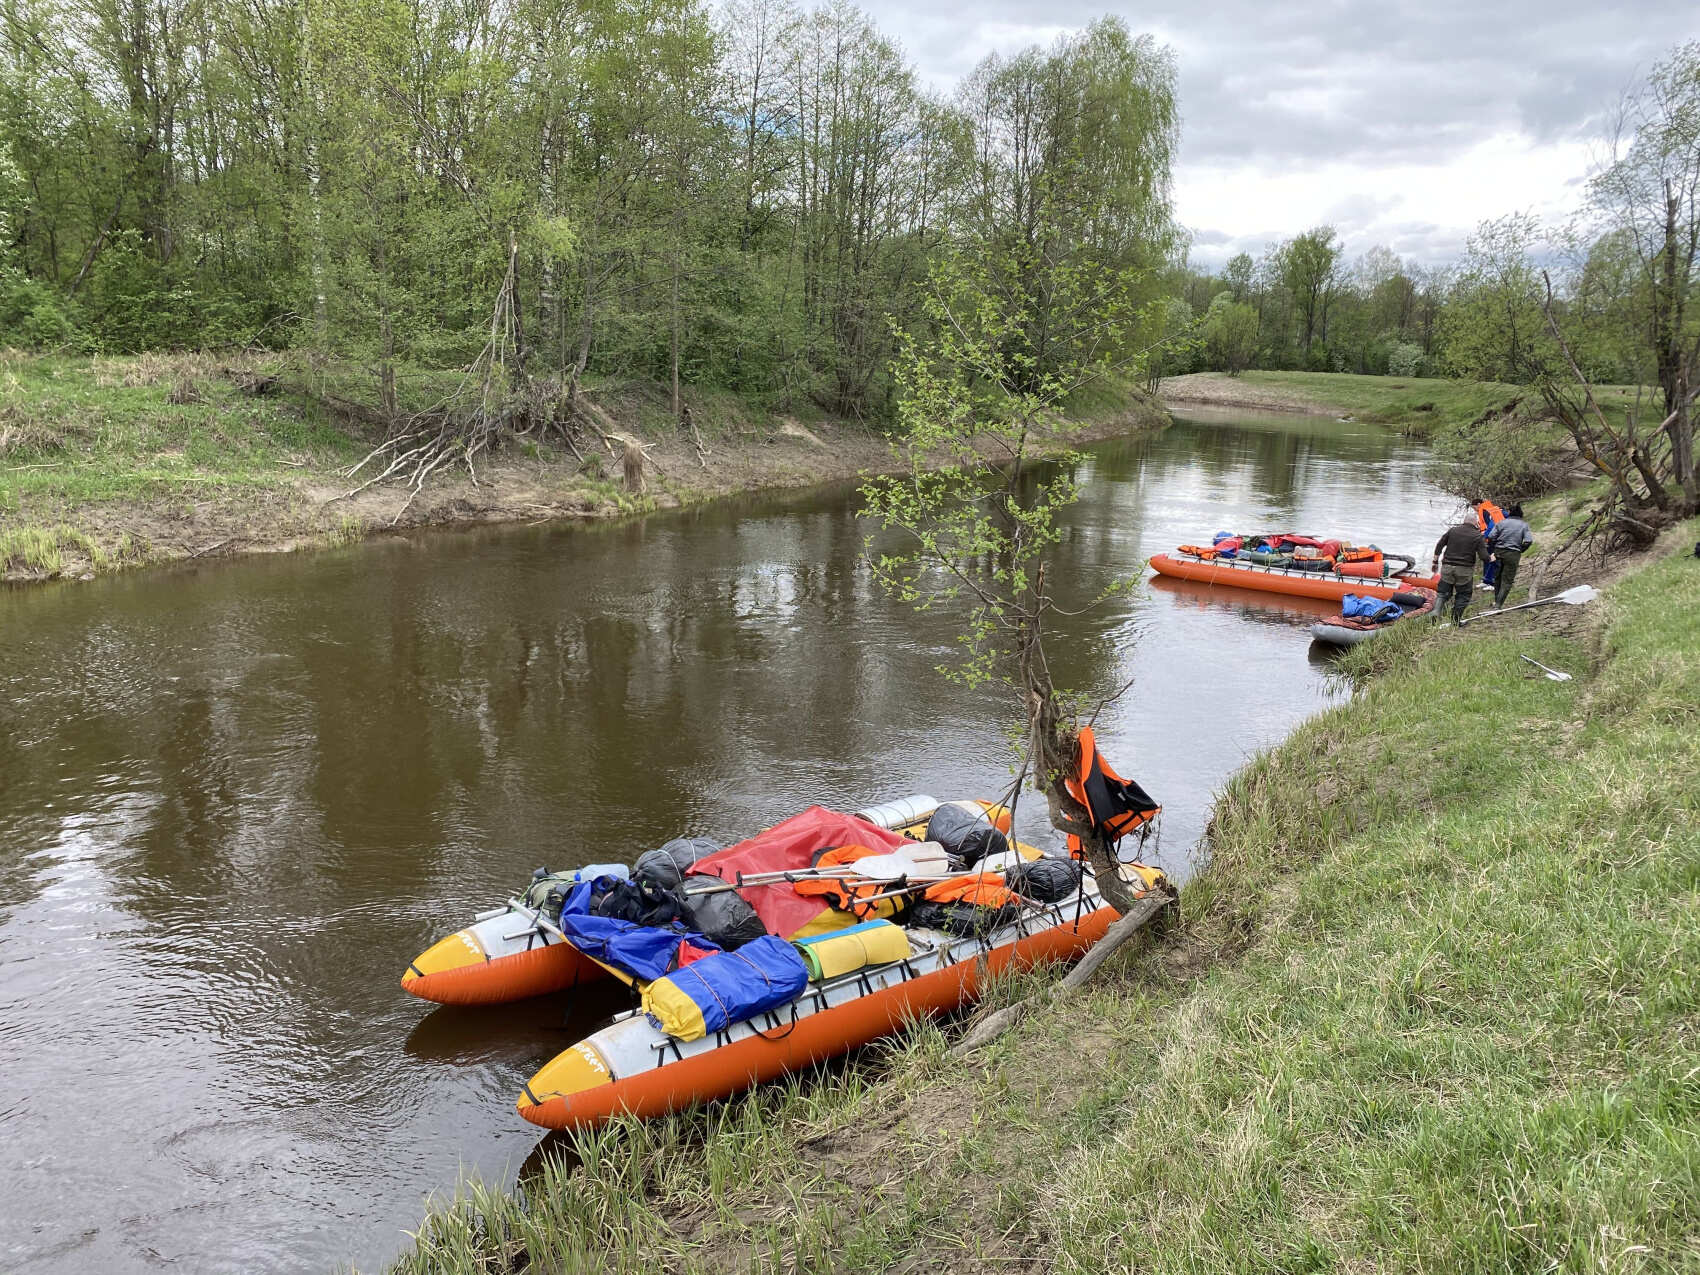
1159,369 -> 1525,434
1161,370 -> 1648,441
0,350 -> 1166,582
381,519 -> 1699,1274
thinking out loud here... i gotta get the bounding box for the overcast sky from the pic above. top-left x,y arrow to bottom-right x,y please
860,1 -> 1700,270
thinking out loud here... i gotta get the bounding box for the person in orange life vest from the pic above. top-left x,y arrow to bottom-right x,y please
1473,498 -> 1504,590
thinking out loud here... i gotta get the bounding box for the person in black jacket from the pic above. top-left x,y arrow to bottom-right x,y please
1431,513 -> 1489,624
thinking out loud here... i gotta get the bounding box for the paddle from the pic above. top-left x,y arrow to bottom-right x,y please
681,841 -> 954,897
1520,655 -> 1573,682
1458,584 -> 1598,626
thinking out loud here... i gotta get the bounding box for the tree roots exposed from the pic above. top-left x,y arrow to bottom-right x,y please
331,243 -> 600,522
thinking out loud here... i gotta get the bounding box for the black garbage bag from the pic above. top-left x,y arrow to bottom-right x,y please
925,803 -> 1009,869
634,836 -> 722,890
908,899 -> 1021,938
679,874 -> 769,950
1004,856 -> 1083,903
590,876 -> 686,927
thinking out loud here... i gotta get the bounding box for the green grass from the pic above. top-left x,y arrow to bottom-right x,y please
0,349 -> 365,510
1061,373 -> 1159,424
1232,371 -> 1651,442
1238,370 -> 1525,435
375,521 -> 1700,1275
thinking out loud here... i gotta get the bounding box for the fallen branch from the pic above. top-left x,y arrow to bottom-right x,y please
950,886 -> 1175,1057
684,409 -> 711,470
189,537 -> 237,559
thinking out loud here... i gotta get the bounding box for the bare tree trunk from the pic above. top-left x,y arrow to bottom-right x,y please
622,442 -> 646,494
1018,566 -> 1142,916
377,233 -> 396,427
568,254 -> 595,411
508,232 -> 528,377
1653,183 -> 1697,512
950,889 -> 1173,1056
670,251 -> 681,416
68,193 -> 125,298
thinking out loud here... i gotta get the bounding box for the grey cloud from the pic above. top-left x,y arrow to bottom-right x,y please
870,0 -> 1700,168
856,0 -> 1700,266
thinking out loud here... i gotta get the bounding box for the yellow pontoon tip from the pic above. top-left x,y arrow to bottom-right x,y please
400,929 -> 485,992
518,1042 -> 614,1113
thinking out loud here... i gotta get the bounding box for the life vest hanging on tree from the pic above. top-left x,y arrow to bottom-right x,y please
1063,726 -> 1160,857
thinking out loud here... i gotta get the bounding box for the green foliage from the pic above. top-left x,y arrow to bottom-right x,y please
1439,213 -> 1557,383
860,23 -> 1178,681
1136,295 -> 1200,388
1385,339 -> 1426,377
1202,293 -> 1259,375
862,244 -> 1140,685
1427,407 -> 1575,500
1277,225 -> 1343,365
1180,234 -> 1448,380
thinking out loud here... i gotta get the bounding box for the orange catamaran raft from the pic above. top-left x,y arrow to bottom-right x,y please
1151,532 -> 1438,602
514,865 -> 1160,1131
404,772 -> 1166,1132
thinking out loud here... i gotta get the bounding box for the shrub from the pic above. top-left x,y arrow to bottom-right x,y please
1427,406 -> 1574,500
0,270 -> 87,350
1386,341 -> 1427,378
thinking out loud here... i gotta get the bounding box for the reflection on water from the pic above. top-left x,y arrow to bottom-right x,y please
0,409 -> 1451,1273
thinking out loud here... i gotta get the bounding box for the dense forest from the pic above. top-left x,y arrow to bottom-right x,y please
0,1 -> 1693,524
0,0 -> 1178,421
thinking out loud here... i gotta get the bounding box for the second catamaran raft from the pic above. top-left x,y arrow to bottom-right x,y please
1151,531 -> 1439,601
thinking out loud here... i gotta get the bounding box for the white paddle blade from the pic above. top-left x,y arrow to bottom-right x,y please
1556,585 -> 1599,604
850,842 -> 952,880
1519,655 -> 1573,681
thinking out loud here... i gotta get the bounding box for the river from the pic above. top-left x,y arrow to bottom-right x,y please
0,408 -> 1453,1273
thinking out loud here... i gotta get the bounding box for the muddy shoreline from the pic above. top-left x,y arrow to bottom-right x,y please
3,399 -> 1169,586
1157,372 -> 1339,416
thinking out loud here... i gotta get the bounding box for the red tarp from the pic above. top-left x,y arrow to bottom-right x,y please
1267,533 -> 1345,557
691,806 -> 906,938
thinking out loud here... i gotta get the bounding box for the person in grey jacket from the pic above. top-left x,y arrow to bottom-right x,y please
1432,513 -> 1489,624
1486,503 -> 1534,608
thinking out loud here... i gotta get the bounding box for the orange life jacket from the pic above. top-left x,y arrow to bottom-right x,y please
1062,726 -> 1160,857
920,873 -> 1016,909
791,844 -> 904,919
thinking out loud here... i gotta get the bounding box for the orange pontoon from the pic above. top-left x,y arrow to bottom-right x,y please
516,862 -> 1165,1131
1149,552 -> 1438,601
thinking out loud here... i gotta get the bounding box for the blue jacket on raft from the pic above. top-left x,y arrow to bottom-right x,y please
1341,593 -> 1402,623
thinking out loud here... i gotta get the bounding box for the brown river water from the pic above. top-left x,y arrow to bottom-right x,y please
0,410 -> 1454,1273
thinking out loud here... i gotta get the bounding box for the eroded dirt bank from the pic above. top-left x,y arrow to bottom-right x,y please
2,395 -> 1168,585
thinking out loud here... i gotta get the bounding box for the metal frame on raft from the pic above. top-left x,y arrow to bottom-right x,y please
622,888 -> 1103,1069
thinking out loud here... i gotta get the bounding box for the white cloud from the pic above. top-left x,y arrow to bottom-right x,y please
1176,131 -> 1597,267
854,0 -> 1700,267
